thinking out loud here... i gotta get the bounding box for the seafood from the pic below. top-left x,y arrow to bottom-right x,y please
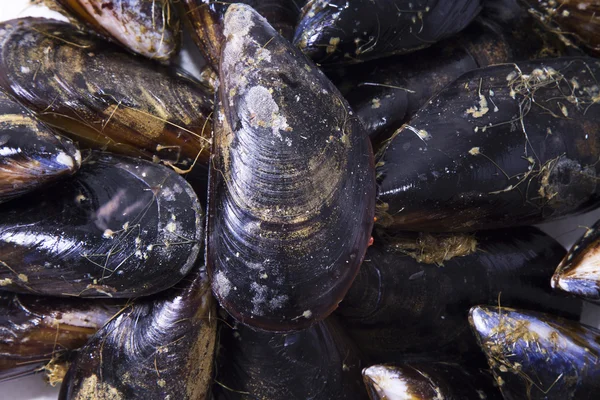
213,315 -> 367,400
470,305 -> 600,399
0,151 -> 203,298
337,227 -> 582,362
59,265 -> 216,400
55,0 -> 181,60
0,18 -> 212,170
0,292 -> 119,383
523,0 -> 600,56
362,362 -> 501,400
294,0 -> 483,65
338,12 -> 567,142
207,5 -> 375,331
181,0 -> 302,70
0,89 -> 81,203
377,57 -> 600,232
552,220 -> 600,301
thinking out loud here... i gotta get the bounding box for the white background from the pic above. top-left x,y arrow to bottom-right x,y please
1,1 -> 600,399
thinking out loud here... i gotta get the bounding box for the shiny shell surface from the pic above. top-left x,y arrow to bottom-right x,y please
0,151 -> 203,298
0,18 -> 212,169
207,5 -> 375,331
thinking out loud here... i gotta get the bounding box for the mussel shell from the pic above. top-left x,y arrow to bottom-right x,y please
523,0 -> 600,56
377,57 -> 600,232
0,292 -> 119,382
207,5 -> 375,331
213,315 -> 368,400
294,0 -> 483,65
552,220 -> 600,300
0,18 -> 212,169
362,362 -> 501,400
470,305 -> 600,400
0,89 -> 81,203
180,0 -> 302,71
337,227 -> 582,362
59,266 -> 216,400
55,0 -> 181,60
0,151 -> 203,298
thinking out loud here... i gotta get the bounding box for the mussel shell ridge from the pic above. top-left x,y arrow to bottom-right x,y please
207,5 -> 376,331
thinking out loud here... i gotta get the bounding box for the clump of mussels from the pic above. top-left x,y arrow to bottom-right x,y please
207,4 -> 375,331
0,151 -> 204,298
1,0 -> 600,399
0,89 -> 81,203
0,18 -> 213,170
54,0 -> 181,61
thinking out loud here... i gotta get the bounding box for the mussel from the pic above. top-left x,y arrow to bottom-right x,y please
294,0 -> 483,65
552,220 -> 600,301
213,315 -> 367,400
337,11 -> 568,142
59,265 -> 216,399
337,227 -> 582,362
55,0 -> 181,61
0,292 -> 119,383
377,57 -> 600,232
0,89 -> 81,204
180,0 -> 302,71
523,0 -> 600,56
0,18 -> 212,170
362,362 -> 501,400
470,305 -> 600,399
0,151 -> 203,298
207,4 -> 375,331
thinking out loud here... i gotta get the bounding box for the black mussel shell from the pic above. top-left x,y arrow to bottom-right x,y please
341,13 -> 568,143
294,0 -> 483,65
362,362 -> 501,400
0,89 -> 81,203
59,266 -> 216,399
214,315 -> 367,400
337,227 -> 582,362
523,0 -> 600,56
207,5 -> 375,331
0,151 -> 203,298
55,0 -> 181,61
181,0 -> 302,71
0,18 -> 212,170
470,305 -> 600,400
552,220 -> 600,300
377,57 -> 600,232
0,292 -> 119,383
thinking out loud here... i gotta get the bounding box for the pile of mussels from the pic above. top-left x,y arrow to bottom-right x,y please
1,0 -> 600,399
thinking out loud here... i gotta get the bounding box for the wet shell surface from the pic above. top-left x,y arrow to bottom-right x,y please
0,292 -> 119,383
181,0 -> 301,71
0,151 -> 203,298
0,18 -> 212,169
207,5 -> 375,331
59,266 -> 216,400
214,315 -> 367,399
362,362 -> 501,400
56,0 -> 181,60
470,305 -> 600,400
337,227 -> 582,361
377,57 -> 600,232
0,89 -> 81,204
552,219 -> 600,300
294,0 -> 483,65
